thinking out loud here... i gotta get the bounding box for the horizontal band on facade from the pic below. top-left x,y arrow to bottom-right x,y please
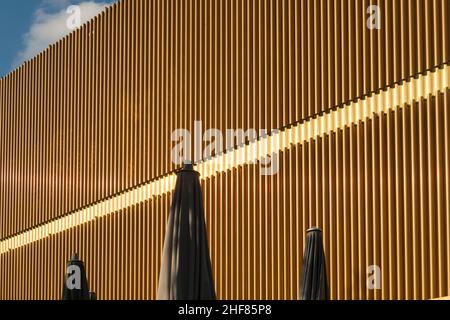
1,64 -> 449,255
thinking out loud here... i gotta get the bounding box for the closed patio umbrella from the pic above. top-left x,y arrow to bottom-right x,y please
62,253 -> 91,300
299,227 -> 329,300
157,162 -> 216,300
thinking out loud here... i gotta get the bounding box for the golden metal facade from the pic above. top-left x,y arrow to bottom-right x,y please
1,0 -> 449,299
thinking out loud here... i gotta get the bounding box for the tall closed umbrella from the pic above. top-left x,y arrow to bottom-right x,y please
157,162 -> 216,300
62,253 -> 91,300
299,227 -> 329,300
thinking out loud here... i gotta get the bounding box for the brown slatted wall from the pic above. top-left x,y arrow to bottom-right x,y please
1,0 -> 448,239
1,90 -> 450,300
1,0 -> 450,300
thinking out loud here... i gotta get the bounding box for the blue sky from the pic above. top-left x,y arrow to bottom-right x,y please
0,0 -> 115,78
0,1 -> 38,77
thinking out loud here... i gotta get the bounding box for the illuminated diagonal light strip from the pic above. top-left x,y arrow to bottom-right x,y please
0,65 -> 449,255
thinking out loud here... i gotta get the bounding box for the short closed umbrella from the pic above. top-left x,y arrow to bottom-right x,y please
299,227 -> 329,300
157,162 -> 216,300
89,292 -> 97,301
62,253 -> 91,300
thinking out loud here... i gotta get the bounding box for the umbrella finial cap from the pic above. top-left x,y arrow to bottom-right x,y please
183,160 -> 194,171
306,227 -> 322,233
71,253 -> 79,261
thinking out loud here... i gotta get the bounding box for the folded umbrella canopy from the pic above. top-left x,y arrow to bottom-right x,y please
157,162 -> 216,300
62,253 -> 91,300
299,227 -> 329,300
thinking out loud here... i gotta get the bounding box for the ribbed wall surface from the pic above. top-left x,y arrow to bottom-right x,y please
2,88 -> 450,300
1,0 -> 449,300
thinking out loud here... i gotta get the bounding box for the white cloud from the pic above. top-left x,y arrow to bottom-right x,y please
13,1 -> 110,68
